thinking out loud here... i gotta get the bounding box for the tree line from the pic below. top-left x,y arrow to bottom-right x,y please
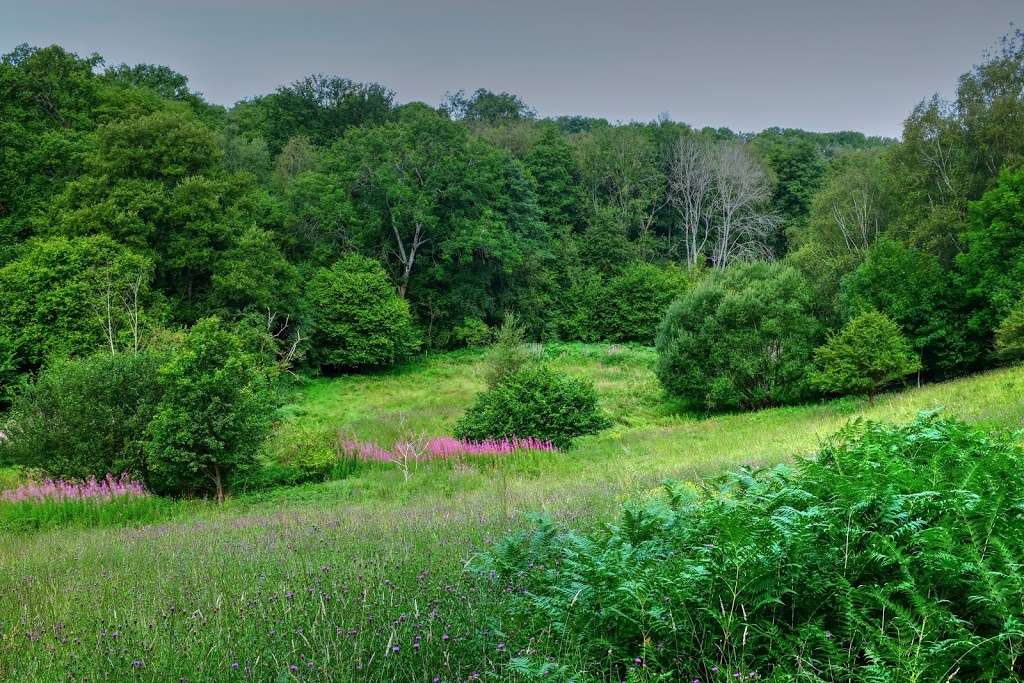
1,31 -> 1024,493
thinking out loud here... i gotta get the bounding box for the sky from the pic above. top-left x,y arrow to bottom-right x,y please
2,0 -> 1021,138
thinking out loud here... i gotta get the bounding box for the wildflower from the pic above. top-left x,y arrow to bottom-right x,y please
132,660 -> 144,669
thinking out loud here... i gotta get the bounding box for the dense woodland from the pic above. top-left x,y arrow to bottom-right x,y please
3,31 -> 1024,493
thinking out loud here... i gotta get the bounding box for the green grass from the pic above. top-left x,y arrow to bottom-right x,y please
2,345 -> 1023,680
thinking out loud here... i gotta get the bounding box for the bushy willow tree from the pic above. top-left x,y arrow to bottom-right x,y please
656,262 -> 820,411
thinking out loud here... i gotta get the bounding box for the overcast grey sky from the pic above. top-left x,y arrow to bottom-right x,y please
2,0 -> 1020,137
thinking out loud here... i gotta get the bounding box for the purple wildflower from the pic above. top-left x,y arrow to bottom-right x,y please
2,473 -> 147,503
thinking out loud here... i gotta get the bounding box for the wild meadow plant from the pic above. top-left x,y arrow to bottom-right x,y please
0,473 -> 146,503
0,474 -> 173,532
480,415 -> 1024,681
337,435 -> 557,463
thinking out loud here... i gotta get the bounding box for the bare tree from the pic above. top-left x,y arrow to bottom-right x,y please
668,138 -> 779,269
121,271 -> 145,354
93,264 -> 149,354
668,137 -> 717,267
265,309 -> 307,373
710,142 -> 779,268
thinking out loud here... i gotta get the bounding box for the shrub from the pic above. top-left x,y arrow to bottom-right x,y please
481,416 -> 1024,681
995,297 -> 1024,362
483,312 -> 537,388
145,318 -> 275,499
1,351 -> 166,481
594,262 -> 688,344
811,310 -> 921,403
455,365 -> 609,448
655,262 -> 820,411
305,254 -> 419,371
451,317 -> 492,348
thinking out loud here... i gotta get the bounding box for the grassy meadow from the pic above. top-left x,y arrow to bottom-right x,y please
2,344 -> 1024,681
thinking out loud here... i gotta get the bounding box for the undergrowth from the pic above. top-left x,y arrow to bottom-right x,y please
480,414 -> 1024,681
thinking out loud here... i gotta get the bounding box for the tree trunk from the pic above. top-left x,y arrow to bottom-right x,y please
213,464 -> 224,503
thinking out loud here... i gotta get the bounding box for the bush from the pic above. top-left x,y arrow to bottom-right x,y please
455,365 -> 609,448
481,416 -> 1024,681
305,254 -> 419,371
1,351 -> 166,481
655,262 -> 820,411
451,317 -> 492,348
145,318 -> 275,499
811,310 -> 921,402
594,262 -> 689,344
483,312 -> 537,388
995,297 -> 1024,362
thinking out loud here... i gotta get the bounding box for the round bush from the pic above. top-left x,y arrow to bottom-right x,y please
656,262 -> 820,411
306,254 -> 419,371
594,263 -> 689,344
454,365 -> 609,448
1,350 -> 166,480
452,317 -> 492,348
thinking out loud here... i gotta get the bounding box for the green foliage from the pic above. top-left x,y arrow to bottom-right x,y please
811,310 -> 921,400
524,125 -> 585,229
482,415 -> 1024,680
0,351 -> 166,480
483,312 -> 536,388
451,317 -> 492,348
995,297 -> 1024,362
305,254 -> 419,371
0,235 -> 154,371
841,238 -> 975,376
455,364 -> 609,448
957,166 -> 1024,341
443,88 -> 535,123
801,147 -> 893,255
656,262 -> 820,410
231,74 -> 394,154
595,263 -> 689,344
145,318 -> 275,499
210,226 -> 298,314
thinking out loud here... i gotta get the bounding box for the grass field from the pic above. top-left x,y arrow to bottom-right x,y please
2,345 -> 1023,680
